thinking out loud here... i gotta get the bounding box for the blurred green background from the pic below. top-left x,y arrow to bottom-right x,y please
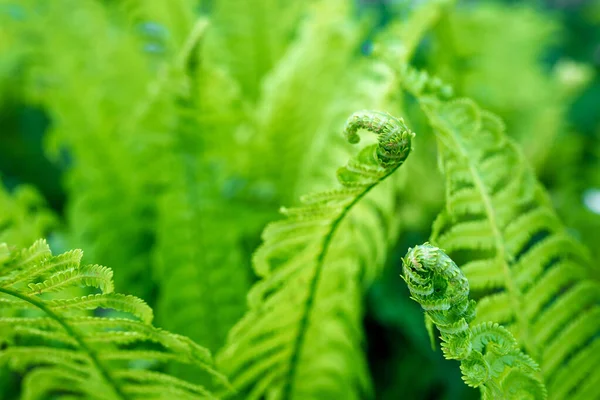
0,0 -> 599,399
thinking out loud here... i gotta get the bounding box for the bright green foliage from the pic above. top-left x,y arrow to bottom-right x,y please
219,111 -> 414,399
428,3 -> 590,170
150,97 -> 250,358
205,0 -> 308,102
403,243 -> 547,399
1,0 -> 599,399
243,0 -> 366,204
0,240 -> 229,399
3,0 -> 161,298
0,180 -> 56,247
420,96 -> 600,399
115,0 -> 198,51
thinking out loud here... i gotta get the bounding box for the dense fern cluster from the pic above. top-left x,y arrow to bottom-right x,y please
1,0 -> 599,399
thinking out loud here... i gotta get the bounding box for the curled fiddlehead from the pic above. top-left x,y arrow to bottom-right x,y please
402,244 -> 547,400
343,110 -> 412,166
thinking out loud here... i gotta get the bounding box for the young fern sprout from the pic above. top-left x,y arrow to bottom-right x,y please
402,244 -> 547,400
343,110 -> 413,167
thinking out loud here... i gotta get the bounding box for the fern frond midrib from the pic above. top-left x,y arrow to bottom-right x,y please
281,163 -> 401,399
428,107 -> 535,355
0,286 -> 128,400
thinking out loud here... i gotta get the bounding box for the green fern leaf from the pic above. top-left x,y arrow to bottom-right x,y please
219,110 -> 415,399
419,96 -> 600,399
0,240 -> 230,400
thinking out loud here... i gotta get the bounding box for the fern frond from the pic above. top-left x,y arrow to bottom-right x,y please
0,240 -> 229,399
418,95 -> 600,399
142,19 -> 252,382
402,243 -> 547,399
219,110 -> 414,399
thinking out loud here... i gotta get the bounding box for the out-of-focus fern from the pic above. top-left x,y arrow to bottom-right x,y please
0,179 -> 56,247
219,110 -> 415,399
115,0 -> 198,53
429,3 -> 591,171
242,0 -> 365,204
150,63 -> 250,366
416,94 -> 600,399
0,239 -> 229,399
4,0 -> 161,298
402,243 -> 547,400
126,6 -> 254,370
205,0 -> 309,102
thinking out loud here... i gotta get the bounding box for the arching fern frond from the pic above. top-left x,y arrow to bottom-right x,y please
0,240 -> 230,400
418,96 -> 600,399
402,243 -> 547,400
219,111 -> 415,399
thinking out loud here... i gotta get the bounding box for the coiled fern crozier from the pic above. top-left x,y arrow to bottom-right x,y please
0,240 -> 229,399
402,243 -> 547,399
219,110 -> 415,399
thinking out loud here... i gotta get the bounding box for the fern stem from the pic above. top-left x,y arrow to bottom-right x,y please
0,287 -> 128,400
281,166 -> 400,399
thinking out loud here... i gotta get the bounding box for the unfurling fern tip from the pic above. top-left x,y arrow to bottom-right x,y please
343,110 -> 414,166
402,244 -> 547,400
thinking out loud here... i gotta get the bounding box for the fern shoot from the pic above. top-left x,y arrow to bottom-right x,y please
219,110 -> 414,399
402,243 -> 547,399
0,240 -> 229,399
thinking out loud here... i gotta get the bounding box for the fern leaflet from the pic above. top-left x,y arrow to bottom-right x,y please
0,240 -> 229,400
